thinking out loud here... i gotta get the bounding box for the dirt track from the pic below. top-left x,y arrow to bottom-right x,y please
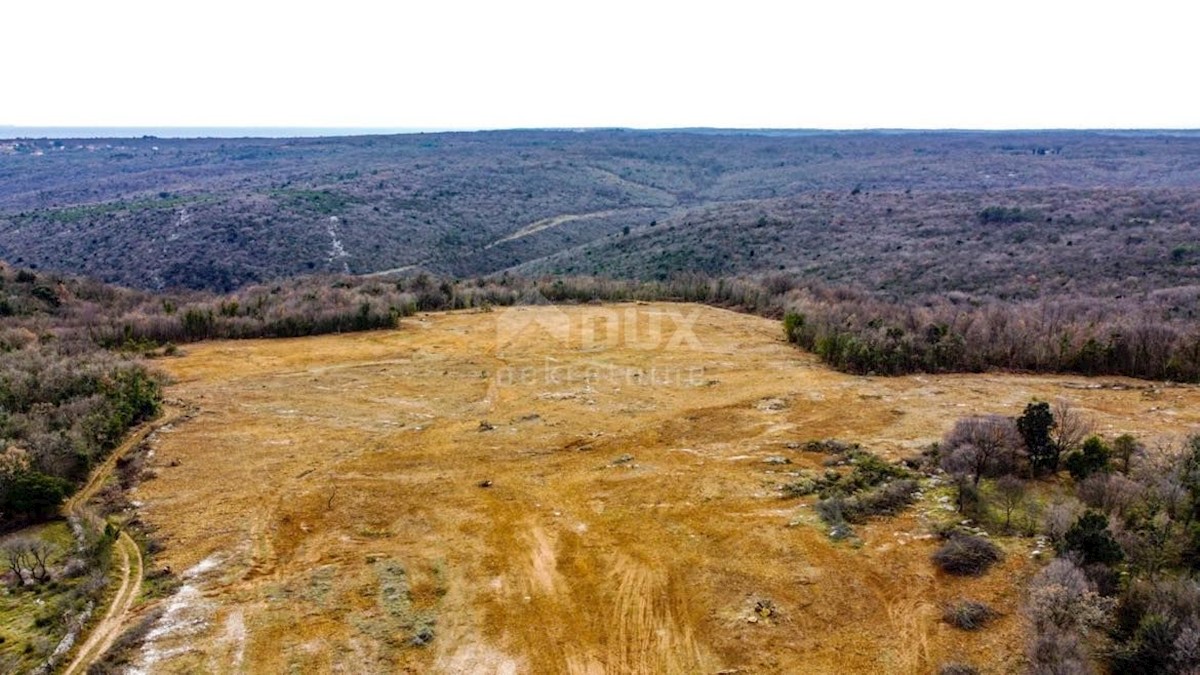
61,406 -> 185,675
129,304 -> 1200,673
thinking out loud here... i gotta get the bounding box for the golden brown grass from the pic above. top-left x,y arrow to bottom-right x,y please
127,304 -> 1200,673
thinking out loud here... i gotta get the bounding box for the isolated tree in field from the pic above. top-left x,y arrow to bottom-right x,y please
940,415 -> 1023,485
1018,401 -> 1058,474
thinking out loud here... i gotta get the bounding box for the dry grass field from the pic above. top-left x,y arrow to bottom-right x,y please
127,304 -> 1200,673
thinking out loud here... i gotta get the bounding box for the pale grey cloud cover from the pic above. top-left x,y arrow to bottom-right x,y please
3,0 -> 1197,129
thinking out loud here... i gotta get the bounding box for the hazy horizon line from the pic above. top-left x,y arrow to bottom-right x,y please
3,125 -> 1200,140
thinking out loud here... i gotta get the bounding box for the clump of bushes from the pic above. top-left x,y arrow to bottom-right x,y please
800,438 -> 860,455
805,444 -> 920,538
783,443 -> 912,503
1024,558 -> 1114,673
943,599 -> 998,630
1108,577 -> 1200,673
977,205 -> 1038,224
932,534 -> 1002,576
0,346 -> 161,530
841,479 -> 920,522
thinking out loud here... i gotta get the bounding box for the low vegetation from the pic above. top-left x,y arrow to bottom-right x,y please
6,131 -> 1200,295
932,534 -> 1003,576
943,599 -> 999,630
919,392 -> 1200,674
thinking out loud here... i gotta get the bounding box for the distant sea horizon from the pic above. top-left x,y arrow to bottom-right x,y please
4,126 -> 1199,141
0,126 -> 471,139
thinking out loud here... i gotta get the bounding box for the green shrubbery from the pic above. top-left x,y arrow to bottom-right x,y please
797,443 -> 919,536
0,346 -> 161,529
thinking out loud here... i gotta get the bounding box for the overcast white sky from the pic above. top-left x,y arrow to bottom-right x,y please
3,0 -> 1197,129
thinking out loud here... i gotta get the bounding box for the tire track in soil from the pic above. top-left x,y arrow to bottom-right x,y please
61,404 -> 188,675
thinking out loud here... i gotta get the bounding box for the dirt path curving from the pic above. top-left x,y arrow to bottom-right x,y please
61,404 -> 187,675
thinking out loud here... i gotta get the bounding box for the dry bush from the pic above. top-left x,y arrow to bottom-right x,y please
1043,500 -> 1086,547
932,534 -> 1003,576
943,599 -> 998,630
1077,473 -> 1143,517
1025,558 -> 1113,632
1026,626 -> 1092,675
1023,558 -> 1114,675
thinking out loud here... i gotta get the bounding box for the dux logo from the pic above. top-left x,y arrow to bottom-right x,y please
494,301 -> 703,352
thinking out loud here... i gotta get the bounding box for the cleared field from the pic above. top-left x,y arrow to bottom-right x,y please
128,304 -> 1200,673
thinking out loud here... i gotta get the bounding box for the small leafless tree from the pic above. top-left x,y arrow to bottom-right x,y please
1077,472 -> 1143,518
1051,399 -> 1094,456
3,539 -> 31,586
27,538 -> 51,583
1025,557 -> 1114,632
2,536 -> 51,585
1043,499 -> 1085,546
995,475 -> 1027,531
941,415 -> 1023,484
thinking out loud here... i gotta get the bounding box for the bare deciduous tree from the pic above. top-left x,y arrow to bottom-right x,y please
2,536 -> 51,585
1052,399 -> 1094,456
3,538 -> 31,585
941,415 -> 1023,484
995,475 -> 1027,531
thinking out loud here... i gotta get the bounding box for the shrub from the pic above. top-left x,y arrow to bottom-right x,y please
1025,558 -> 1113,632
943,599 -> 998,630
1026,626 -> 1091,675
841,453 -> 910,492
1112,433 -> 1143,474
1042,500 -> 1085,548
0,470 -> 71,524
978,206 -> 1036,224
1076,473 -> 1140,515
1109,577 -> 1200,673
801,439 -> 858,455
1061,511 -> 1124,567
932,534 -> 1003,576
813,497 -> 854,540
779,476 -> 818,498
840,479 -> 919,522
1065,436 -> 1112,481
